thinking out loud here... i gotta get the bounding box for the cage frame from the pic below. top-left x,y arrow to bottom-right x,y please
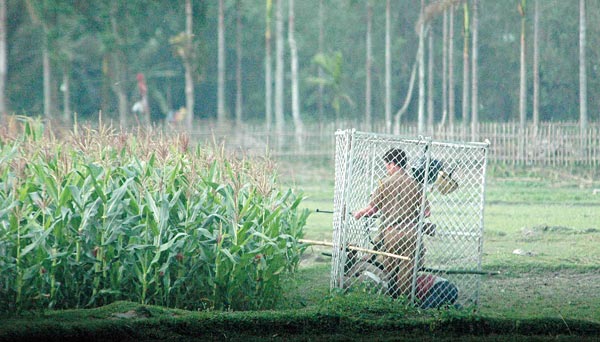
330,129 -> 490,307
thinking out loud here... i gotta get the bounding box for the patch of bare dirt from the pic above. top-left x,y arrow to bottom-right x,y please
111,308 -> 151,319
300,247 -> 332,267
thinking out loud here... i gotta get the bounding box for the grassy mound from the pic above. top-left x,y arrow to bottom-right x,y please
1,300 -> 598,341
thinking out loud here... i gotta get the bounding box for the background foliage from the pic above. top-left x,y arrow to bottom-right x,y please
5,0 -> 600,124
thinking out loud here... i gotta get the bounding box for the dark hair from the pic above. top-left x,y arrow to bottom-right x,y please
383,148 -> 407,168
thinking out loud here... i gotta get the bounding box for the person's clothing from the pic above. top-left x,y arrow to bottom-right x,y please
371,170 -> 426,228
416,274 -> 458,308
381,225 -> 418,297
369,169 -> 429,298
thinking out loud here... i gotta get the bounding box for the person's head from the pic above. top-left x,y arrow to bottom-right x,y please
383,148 -> 407,172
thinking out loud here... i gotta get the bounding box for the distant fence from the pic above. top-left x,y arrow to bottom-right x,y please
188,121 -> 600,166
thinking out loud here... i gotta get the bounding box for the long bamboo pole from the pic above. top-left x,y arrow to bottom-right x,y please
298,239 -> 410,261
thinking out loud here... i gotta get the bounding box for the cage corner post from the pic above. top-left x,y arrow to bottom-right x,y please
473,141 -> 491,305
331,129 -> 355,290
409,138 -> 433,304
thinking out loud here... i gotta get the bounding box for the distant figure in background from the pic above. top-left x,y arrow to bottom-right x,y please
166,107 -> 187,124
132,73 -> 150,123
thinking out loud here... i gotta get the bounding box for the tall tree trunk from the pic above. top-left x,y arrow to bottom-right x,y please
579,0 -> 587,146
101,55 -> 110,119
365,0 -> 372,131
471,0 -> 479,141
0,0 -> 6,118
265,0 -> 273,130
274,0 -> 284,141
318,0 -> 324,120
43,44 -> 52,120
385,0 -> 391,133
448,6 -> 455,129
532,0 -> 539,138
184,0 -> 195,129
111,52 -> 128,126
439,9 -> 448,132
427,32 -> 434,135
461,2 -> 470,140
393,51 -> 418,134
417,0 -> 425,135
518,0 -> 527,158
288,0 -> 303,151
397,0 -> 459,135
235,0 -> 243,126
25,0 -> 54,120
217,0 -> 226,125
110,1 -> 127,126
62,67 -> 71,124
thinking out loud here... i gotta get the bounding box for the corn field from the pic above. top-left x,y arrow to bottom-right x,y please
0,117 -> 308,313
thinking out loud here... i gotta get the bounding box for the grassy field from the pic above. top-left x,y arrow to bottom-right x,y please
1,158 -> 599,341
281,159 -> 600,323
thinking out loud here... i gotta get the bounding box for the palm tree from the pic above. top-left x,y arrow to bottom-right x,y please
461,2 -> 470,139
274,0 -> 284,139
471,0 -> 479,141
579,0 -> 587,146
0,0 -> 6,118
288,0 -> 304,150
217,0 -> 226,125
106,1 -> 129,126
518,0 -> 527,159
235,0 -> 243,126
385,0 -> 392,133
395,0 -> 463,135
318,0 -> 325,119
417,0 -> 425,135
25,0 -> 55,120
365,0 -> 373,131
532,0 -> 539,138
61,64 -> 70,124
438,8 -> 448,133
448,5 -> 455,129
265,0 -> 273,130
393,54 -> 418,134
307,52 -> 354,119
169,0 -> 195,129
427,27 -> 434,135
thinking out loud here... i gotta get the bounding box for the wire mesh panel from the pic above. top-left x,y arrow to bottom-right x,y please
331,129 -> 489,308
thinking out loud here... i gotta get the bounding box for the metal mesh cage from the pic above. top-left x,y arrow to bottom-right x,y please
331,129 -> 490,308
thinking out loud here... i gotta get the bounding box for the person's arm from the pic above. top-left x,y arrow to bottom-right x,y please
353,202 -> 378,219
424,197 -> 431,218
355,178 -> 385,220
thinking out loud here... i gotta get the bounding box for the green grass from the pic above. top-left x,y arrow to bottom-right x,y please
2,150 -> 600,340
1,298 -> 599,341
282,160 -> 600,324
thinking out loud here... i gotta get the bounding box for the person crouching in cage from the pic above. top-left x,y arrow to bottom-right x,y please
353,148 -> 430,298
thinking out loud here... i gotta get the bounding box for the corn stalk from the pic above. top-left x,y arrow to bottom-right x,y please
0,117 -> 308,312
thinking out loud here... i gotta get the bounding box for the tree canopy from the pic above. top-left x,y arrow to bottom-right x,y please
3,0 -> 599,126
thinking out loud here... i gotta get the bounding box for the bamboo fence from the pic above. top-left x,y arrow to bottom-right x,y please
186,121 -> 600,166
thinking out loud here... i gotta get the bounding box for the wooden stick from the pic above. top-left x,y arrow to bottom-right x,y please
420,267 -> 500,275
298,239 -> 411,261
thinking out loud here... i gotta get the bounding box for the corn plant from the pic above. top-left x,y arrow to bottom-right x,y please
0,117 -> 309,313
